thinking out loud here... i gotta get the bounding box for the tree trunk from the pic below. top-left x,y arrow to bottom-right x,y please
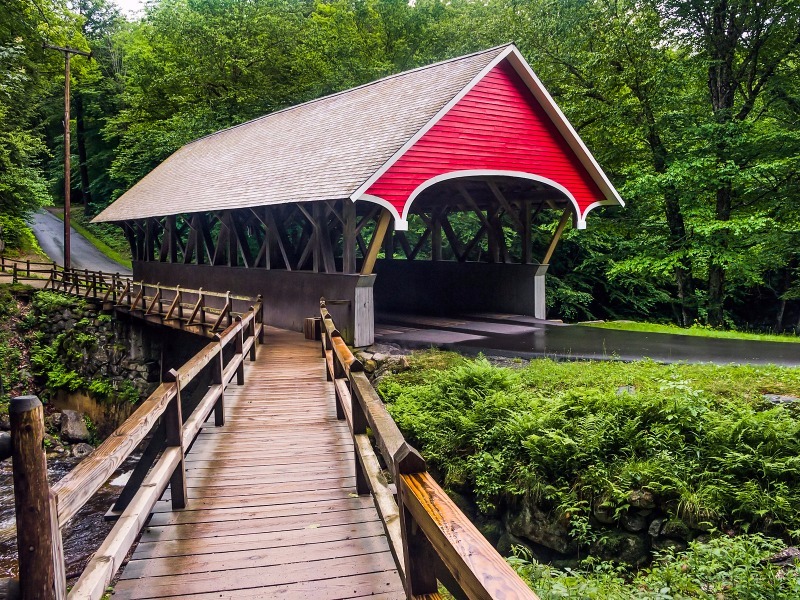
707,183 -> 732,327
75,93 -> 91,207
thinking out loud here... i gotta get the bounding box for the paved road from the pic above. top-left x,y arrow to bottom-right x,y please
30,209 -> 132,275
375,313 -> 800,367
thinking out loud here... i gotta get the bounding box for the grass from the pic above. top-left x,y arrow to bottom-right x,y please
48,206 -> 132,269
582,320 -> 800,343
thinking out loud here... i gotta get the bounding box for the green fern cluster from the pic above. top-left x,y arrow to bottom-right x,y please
378,353 -> 800,535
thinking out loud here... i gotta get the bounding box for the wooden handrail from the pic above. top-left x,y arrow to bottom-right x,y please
8,295 -> 264,599
319,298 -> 539,600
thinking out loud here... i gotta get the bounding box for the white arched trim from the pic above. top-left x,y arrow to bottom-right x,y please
399,170 -> 588,229
354,195 -> 408,230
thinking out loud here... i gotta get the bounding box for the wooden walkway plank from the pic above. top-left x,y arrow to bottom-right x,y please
115,327 -> 404,599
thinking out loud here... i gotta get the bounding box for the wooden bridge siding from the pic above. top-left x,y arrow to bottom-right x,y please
112,328 -> 404,599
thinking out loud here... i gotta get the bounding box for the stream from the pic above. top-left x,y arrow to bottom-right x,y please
0,450 -> 140,582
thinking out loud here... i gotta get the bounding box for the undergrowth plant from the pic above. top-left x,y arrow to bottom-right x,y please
510,534 -> 800,599
378,352 -> 800,536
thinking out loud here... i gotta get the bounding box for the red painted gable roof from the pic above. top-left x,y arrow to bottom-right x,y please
364,61 -> 606,221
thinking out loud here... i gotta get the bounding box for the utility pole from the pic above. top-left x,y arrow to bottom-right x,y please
43,43 -> 91,271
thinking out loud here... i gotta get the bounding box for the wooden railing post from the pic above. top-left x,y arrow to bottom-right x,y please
394,443 -> 437,600
211,335 -> 225,426
162,370 -> 186,509
257,295 -> 264,343
234,316 -> 244,385
12,263 -> 17,284
10,395 -> 66,600
25,260 -> 30,278
247,314 -> 256,360
351,362 -> 369,496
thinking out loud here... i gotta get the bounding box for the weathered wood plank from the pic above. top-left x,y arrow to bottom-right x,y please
112,552 -> 398,599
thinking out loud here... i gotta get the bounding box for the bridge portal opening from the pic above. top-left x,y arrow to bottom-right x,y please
371,173 -> 577,321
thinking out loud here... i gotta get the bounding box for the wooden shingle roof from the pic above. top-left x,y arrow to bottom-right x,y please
93,46 -> 511,223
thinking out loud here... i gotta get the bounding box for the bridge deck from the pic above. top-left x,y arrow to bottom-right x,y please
112,328 -> 404,599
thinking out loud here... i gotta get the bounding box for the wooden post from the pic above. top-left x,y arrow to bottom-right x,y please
351,386 -> 369,496
361,209 -> 391,276
162,370 -> 186,510
10,395 -> 57,600
25,260 -> 30,278
523,200 -> 532,265
11,264 -> 16,284
234,317 -> 244,385
393,443 -> 436,599
247,317 -> 256,360
431,212 -> 442,262
211,336 -> 225,426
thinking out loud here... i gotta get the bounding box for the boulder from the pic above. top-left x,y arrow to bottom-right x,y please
592,498 -> 617,525
627,489 -> 656,509
46,412 -> 63,431
496,532 -> 534,557
72,443 -> 94,459
652,537 -> 687,554
661,518 -> 692,541
648,517 -> 665,537
621,511 -> 648,533
505,501 -> 577,555
61,410 -> 90,443
590,531 -> 649,566
477,519 -> 505,547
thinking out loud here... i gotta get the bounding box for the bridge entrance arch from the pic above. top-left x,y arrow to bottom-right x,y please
370,171 -> 579,321
93,45 -> 622,346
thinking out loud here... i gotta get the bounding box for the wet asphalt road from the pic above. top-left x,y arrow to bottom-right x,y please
30,209 -> 132,275
375,313 -> 800,367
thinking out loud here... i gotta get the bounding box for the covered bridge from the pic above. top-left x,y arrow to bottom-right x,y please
94,44 -> 623,346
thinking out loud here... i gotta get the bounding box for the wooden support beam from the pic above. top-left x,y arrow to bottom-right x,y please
523,200 -> 532,264
342,200 -> 357,274
361,209 -> 391,275
541,207 -> 572,265
487,181 -> 524,231
229,212 -> 254,268
430,211 -> 442,261
264,207 -> 294,270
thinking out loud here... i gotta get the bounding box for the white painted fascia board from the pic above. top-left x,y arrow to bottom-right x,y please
504,48 -> 624,208
349,45 -> 516,203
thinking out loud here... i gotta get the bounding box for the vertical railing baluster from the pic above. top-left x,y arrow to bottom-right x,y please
162,370 -> 186,509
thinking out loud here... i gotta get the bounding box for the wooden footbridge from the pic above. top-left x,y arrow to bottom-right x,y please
2,262 -> 538,600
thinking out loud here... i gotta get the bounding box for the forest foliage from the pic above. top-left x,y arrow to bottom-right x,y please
2,0 -> 799,329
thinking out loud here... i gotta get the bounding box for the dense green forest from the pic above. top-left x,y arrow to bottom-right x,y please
2,0 -> 799,329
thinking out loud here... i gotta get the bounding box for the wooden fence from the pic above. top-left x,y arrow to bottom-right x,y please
3,296 -> 263,599
319,299 -> 538,600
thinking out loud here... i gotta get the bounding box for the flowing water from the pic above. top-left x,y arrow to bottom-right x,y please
0,450 -> 140,582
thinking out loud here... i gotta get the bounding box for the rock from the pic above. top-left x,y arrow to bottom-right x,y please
364,359 -> 378,374
661,519 -> 691,541
359,352 -> 374,361
763,394 -> 799,405
44,434 -> 64,454
372,352 -> 387,362
61,410 -> 90,443
448,490 -> 477,521
592,498 -> 617,525
627,489 -> 656,509
617,385 -> 636,396
496,532 -> 534,557
590,531 -> 649,566
652,537 -> 687,554
477,519 -> 505,547
64,319 -> 76,330
72,443 -> 94,458
621,511 -> 648,533
46,412 -> 63,431
648,517 -> 665,537
765,546 -> 800,566
505,501 -> 577,555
